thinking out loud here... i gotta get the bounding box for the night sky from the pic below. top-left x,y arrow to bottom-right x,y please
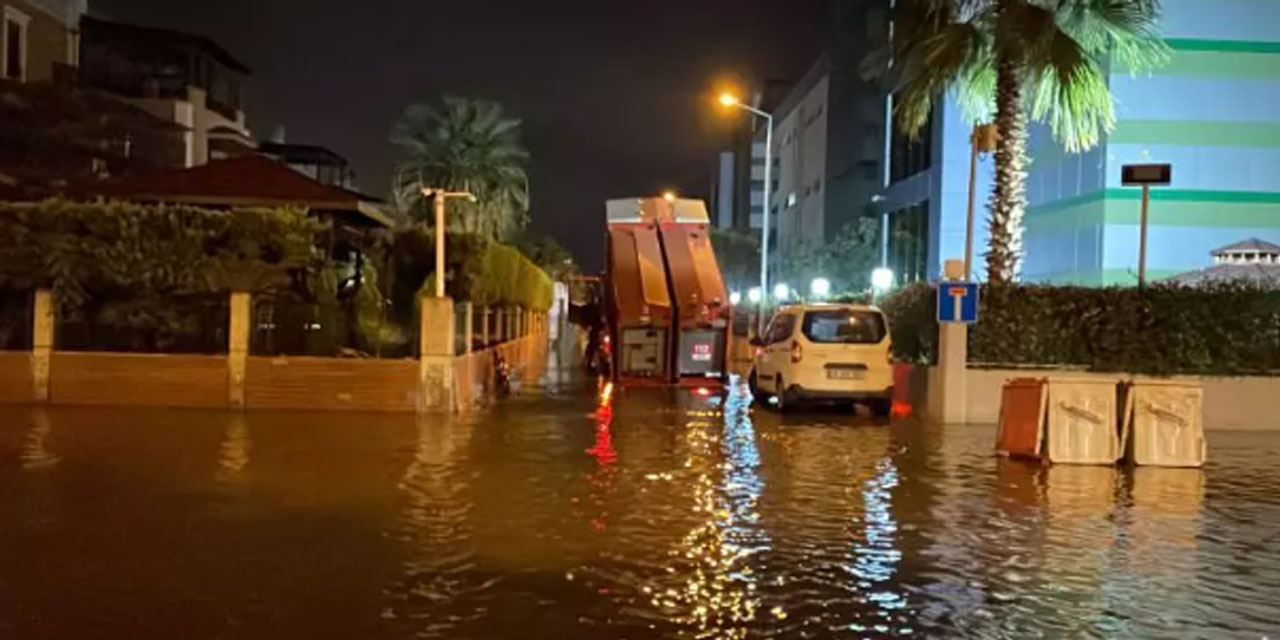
93,0 -> 826,269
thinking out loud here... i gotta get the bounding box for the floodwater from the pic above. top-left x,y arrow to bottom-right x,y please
1,378 -> 1279,639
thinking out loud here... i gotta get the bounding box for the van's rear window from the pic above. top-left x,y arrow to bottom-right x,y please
801,310 -> 885,344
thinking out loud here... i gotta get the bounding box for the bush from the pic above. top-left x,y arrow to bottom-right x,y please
389,226 -> 553,313
882,282 -> 1280,376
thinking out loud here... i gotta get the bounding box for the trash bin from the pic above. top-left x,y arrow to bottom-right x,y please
1125,380 -> 1205,468
997,378 -> 1047,459
1045,378 -> 1121,465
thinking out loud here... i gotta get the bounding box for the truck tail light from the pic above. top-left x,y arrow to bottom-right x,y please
790,340 -> 803,363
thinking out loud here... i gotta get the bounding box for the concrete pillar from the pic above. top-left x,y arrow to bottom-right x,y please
228,291 -> 250,408
480,306 -> 491,349
419,296 -> 455,412
929,323 -> 969,424
31,289 -> 53,402
461,301 -> 473,355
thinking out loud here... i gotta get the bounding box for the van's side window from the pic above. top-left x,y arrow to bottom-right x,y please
766,313 -> 796,345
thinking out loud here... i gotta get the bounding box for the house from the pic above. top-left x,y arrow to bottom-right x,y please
259,140 -> 357,190
1167,239 -> 1280,287
77,15 -> 255,167
1,0 -> 84,83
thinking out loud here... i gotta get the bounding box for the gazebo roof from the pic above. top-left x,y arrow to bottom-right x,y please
1212,238 -> 1280,255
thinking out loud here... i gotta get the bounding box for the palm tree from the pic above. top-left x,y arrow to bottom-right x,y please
872,0 -> 1167,283
389,96 -> 530,240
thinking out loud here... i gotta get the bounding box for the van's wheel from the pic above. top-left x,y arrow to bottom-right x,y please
748,369 -> 768,404
869,397 -> 892,419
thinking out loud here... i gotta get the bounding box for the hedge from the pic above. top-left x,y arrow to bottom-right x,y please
390,228 -> 553,313
881,283 -> 1280,376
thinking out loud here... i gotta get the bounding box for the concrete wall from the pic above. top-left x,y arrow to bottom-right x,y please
49,352 -> 228,408
0,352 -> 33,403
245,356 -> 419,412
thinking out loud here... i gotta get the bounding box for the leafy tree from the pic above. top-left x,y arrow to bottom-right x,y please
513,231 -> 578,282
776,217 -> 881,296
389,96 -> 531,240
869,0 -> 1167,283
709,228 -> 761,294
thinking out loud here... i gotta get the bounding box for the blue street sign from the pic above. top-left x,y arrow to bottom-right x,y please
937,282 -> 979,324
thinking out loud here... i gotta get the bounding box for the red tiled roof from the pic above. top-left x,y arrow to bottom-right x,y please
83,154 -> 361,209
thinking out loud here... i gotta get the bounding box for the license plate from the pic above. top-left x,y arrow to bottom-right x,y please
827,368 -> 864,380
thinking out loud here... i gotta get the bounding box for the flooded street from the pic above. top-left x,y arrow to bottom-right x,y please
2,379 -> 1279,639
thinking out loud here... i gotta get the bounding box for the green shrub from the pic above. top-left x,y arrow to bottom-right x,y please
389,226 -> 553,313
882,282 -> 1280,375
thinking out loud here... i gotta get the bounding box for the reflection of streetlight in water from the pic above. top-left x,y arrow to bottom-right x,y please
646,387 -> 769,638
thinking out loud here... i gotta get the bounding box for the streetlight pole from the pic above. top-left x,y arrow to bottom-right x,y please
719,93 -> 773,333
421,188 -> 477,298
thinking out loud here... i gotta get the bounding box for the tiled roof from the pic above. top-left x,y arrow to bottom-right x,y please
77,155 -> 393,226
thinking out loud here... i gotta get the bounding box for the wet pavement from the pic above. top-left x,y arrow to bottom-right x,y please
2,373 -> 1279,639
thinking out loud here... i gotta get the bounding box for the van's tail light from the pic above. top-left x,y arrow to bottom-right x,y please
790,340 -> 803,363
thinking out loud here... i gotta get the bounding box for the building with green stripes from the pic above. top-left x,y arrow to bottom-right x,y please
1023,0 -> 1280,285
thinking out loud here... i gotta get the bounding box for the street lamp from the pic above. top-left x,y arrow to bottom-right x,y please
747,287 -> 762,304
421,187 -> 477,297
718,92 -> 774,332
729,291 -> 742,306
871,267 -> 895,293
662,190 -> 677,203
810,277 -> 830,299
773,283 -> 790,302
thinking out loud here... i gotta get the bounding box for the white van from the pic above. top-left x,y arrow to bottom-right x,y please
747,303 -> 894,414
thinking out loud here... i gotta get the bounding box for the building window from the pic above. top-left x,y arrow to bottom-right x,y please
889,95 -> 933,183
888,201 -> 930,284
2,6 -> 30,82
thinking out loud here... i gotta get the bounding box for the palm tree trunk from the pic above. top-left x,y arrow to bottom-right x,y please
986,53 -> 1028,285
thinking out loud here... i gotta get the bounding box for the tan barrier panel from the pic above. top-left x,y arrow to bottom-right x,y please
50,352 -> 228,408
246,356 -> 419,412
0,352 -> 34,403
1045,378 -> 1121,465
1126,381 -> 1205,468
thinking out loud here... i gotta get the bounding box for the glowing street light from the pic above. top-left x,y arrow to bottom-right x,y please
871,267 -> 895,293
729,291 -> 742,306
774,283 -> 790,302
747,287 -> 762,304
810,277 -> 831,299
662,190 -> 677,203
717,90 -> 774,333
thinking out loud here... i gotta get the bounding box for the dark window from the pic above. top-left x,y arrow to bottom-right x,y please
764,312 -> 797,345
802,309 -> 886,344
888,200 -> 930,284
4,19 -> 22,80
889,95 -> 932,183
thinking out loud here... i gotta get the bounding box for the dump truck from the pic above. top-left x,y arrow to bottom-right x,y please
603,197 -> 730,384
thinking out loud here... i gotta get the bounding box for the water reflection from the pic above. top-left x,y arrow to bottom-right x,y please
646,385 -> 767,639
384,413 -> 478,636
215,413 -> 250,483
1,400 -> 1279,639
21,408 -> 58,470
